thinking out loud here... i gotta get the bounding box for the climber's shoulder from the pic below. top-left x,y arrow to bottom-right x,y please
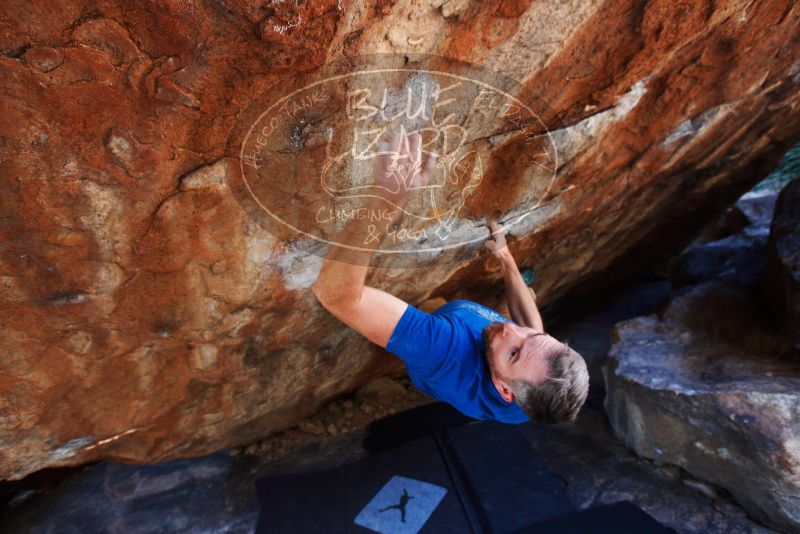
433,299 -> 510,324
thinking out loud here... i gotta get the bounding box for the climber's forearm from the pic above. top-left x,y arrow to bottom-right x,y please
497,248 -> 544,331
313,131 -> 433,335
312,198 -> 395,308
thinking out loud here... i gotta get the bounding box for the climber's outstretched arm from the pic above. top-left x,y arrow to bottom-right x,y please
312,197 -> 409,348
312,132 -> 437,348
484,221 -> 545,332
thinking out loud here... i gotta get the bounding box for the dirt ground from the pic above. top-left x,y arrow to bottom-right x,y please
229,376 -> 434,464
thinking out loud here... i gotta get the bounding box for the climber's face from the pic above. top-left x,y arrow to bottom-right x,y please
483,322 -> 560,399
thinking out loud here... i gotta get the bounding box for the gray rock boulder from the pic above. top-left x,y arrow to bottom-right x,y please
670,187 -> 780,289
604,283 -> 800,533
669,233 -> 768,289
731,189 -> 781,231
767,178 -> 800,348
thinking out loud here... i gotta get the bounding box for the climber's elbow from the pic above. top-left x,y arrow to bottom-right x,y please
312,281 -> 358,313
311,281 -> 331,308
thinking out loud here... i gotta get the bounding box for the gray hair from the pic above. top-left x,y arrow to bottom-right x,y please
511,344 -> 589,424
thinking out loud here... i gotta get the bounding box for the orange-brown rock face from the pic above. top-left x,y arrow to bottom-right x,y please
1,1 -> 799,480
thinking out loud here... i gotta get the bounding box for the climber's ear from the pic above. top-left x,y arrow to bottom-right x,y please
491,375 -> 515,403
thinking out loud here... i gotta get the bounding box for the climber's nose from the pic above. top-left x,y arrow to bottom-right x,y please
501,322 -> 514,338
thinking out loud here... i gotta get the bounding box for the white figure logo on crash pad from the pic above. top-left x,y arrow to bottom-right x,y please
354,475 -> 447,534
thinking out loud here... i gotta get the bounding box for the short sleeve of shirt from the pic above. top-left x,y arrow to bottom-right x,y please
386,304 -> 458,376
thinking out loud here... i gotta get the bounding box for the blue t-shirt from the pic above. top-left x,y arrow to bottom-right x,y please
386,299 -> 529,424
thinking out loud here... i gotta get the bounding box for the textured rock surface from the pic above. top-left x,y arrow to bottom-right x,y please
519,407 -> 777,534
668,185 -> 782,289
604,282 -> 800,532
669,232 -> 768,288
2,1 -> 800,480
767,178 -> 800,348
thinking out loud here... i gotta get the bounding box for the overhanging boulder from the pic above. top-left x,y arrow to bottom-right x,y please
2,1 -> 800,479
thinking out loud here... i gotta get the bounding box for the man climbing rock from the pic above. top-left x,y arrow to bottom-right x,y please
312,132 -> 589,424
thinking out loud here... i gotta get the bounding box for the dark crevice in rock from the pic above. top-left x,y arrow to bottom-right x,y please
39,291 -> 88,305
64,9 -> 105,34
2,43 -> 30,59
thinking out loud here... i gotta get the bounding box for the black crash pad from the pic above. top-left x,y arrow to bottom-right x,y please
362,401 -> 476,453
255,402 -> 672,533
512,501 -> 674,533
255,404 -> 574,533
